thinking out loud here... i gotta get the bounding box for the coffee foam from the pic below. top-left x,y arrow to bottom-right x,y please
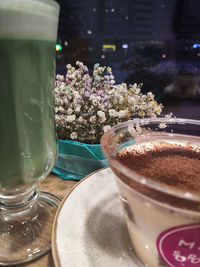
115,140 -> 200,210
0,0 -> 59,40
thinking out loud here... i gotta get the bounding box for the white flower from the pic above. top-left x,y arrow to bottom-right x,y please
89,129 -> 96,135
118,110 -> 128,118
97,110 -> 105,117
128,97 -> 136,105
109,109 -> 118,117
58,107 -> 65,113
54,61 -> 165,143
97,110 -> 106,123
127,125 -> 136,135
118,96 -> 124,104
147,92 -> 154,98
108,89 -> 115,95
63,98 -> 69,105
56,74 -> 64,81
92,99 -> 99,106
90,116 -> 96,123
78,116 -> 83,123
159,123 -> 167,129
75,106 -> 81,113
67,108 -> 73,115
165,113 -> 173,118
55,98 -> 63,105
103,125 -> 111,132
66,115 -> 76,122
70,132 -> 77,139
66,64 -> 72,69
60,82 -> 66,90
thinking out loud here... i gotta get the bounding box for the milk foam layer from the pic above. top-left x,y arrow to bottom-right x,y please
0,0 -> 59,40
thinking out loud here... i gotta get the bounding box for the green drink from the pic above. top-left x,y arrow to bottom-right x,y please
0,0 -> 61,264
0,0 -> 59,190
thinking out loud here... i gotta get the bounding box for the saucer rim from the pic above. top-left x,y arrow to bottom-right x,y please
52,167 -> 109,267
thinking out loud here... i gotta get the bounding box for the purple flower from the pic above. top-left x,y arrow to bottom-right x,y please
98,90 -> 103,96
102,94 -> 109,102
85,78 -> 90,85
84,86 -> 90,91
84,91 -> 90,99
103,101 -> 109,107
77,96 -> 82,102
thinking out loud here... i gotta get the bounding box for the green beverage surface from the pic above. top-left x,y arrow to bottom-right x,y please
0,38 -> 57,189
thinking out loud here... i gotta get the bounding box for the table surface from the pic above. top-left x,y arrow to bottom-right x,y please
16,173 -> 78,267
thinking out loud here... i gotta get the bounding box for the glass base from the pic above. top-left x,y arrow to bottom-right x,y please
0,191 -> 61,265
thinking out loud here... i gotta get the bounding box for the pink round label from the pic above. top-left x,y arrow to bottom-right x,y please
157,223 -> 200,266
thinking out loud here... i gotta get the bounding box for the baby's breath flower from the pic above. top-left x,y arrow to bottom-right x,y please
118,110 -> 128,118
109,109 -> 118,117
67,108 -> 73,115
103,125 -> 111,132
75,106 -> 81,113
66,115 -> 76,122
90,116 -> 96,123
70,132 -> 77,140
56,74 -> 64,81
54,62 -> 165,144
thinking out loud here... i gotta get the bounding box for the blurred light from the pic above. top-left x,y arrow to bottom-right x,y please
105,9 -> 109,12
87,30 -> 92,34
102,44 -> 116,51
101,55 -> 105,59
122,44 -> 128,49
162,54 -> 166,58
125,16 -> 129,20
198,53 -> 200,56
193,43 -> 200,48
93,8 -> 96,12
56,44 -> 62,51
64,41 -> 68,46
111,8 -> 115,12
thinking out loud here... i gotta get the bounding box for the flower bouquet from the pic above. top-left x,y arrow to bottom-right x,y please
53,61 -> 164,180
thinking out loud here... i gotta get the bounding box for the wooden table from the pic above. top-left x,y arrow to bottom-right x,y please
17,173 -> 78,267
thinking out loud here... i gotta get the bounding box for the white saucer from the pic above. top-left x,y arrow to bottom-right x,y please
52,167 -> 143,267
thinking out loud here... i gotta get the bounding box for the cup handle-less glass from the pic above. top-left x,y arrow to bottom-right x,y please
0,0 -> 60,264
101,118 -> 200,266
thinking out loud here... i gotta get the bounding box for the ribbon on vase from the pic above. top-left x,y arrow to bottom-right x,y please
52,139 -> 108,180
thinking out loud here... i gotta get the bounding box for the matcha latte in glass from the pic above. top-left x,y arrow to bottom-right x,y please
0,0 -> 60,265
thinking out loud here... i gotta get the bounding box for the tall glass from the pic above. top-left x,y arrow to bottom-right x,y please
0,0 -> 60,265
101,118 -> 200,267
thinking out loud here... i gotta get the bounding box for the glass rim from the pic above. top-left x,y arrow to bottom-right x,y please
101,117 -> 200,202
41,0 -> 60,10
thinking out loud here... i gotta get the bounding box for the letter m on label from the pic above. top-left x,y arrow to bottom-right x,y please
178,239 -> 195,249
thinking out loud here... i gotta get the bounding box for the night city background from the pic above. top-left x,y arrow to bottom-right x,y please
55,0 -> 200,119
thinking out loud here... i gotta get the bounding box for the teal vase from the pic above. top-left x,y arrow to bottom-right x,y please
52,139 -> 108,180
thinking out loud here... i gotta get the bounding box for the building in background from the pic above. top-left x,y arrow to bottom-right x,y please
55,0 -> 200,97
55,0 -> 200,118
56,0 -> 176,68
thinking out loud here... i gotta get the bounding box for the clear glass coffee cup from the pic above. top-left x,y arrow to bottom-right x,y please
0,0 -> 60,265
101,118 -> 200,267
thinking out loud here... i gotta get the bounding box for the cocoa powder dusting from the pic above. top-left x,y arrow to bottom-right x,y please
115,142 -> 200,211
